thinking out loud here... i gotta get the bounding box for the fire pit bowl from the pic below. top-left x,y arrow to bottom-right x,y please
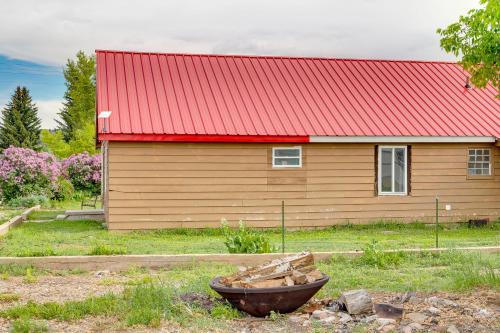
209,274 -> 329,317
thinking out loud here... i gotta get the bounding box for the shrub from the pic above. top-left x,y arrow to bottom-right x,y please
7,194 -> 50,208
221,220 -> 274,254
0,147 -> 60,201
52,177 -> 74,201
62,152 -> 101,195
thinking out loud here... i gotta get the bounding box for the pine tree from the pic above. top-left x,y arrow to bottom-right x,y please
57,51 -> 96,141
0,86 -> 42,150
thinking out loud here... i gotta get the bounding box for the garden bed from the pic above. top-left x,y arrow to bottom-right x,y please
0,250 -> 497,332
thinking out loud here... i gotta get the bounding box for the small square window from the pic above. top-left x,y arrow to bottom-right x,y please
272,147 -> 302,168
468,148 -> 491,176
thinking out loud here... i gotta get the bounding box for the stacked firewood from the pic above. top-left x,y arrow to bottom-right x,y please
220,252 -> 324,288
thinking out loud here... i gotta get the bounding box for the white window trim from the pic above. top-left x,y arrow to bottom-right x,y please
272,146 -> 302,168
467,148 -> 492,176
378,146 -> 408,196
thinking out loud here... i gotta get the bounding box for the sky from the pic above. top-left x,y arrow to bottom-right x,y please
0,0 -> 476,129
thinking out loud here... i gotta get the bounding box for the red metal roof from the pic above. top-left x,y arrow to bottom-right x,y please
96,50 -> 499,142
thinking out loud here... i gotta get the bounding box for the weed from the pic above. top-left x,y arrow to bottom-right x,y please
221,220 -> 274,254
10,318 -> 48,333
23,268 -> 37,284
1,272 -> 9,280
210,303 -> 241,320
0,293 -> 20,303
359,241 -> 406,268
268,310 -> 284,321
88,244 -> 127,256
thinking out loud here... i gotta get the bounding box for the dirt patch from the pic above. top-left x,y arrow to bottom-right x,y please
0,271 -> 498,332
0,273 -> 126,311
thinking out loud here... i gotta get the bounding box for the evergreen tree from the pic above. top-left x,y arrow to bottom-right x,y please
57,51 -> 96,141
0,86 -> 42,150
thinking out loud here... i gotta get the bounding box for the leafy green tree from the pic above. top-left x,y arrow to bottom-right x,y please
41,123 -> 97,158
437,0 -> 499,93
57,51 -> 96,141
0,86 -> 42,150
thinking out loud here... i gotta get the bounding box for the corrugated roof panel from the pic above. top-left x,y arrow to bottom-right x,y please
96,50 -> 500,140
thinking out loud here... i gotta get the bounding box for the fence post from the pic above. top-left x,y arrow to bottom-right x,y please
281,200 -> 285,254
435,196 -> 439,248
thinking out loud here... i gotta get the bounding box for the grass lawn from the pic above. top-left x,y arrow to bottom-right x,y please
0,217 -> 498,257
0,208 -> 22,225
0,250 -> 498,331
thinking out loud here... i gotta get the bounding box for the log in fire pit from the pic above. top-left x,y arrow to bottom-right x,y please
209,252 -> 329,317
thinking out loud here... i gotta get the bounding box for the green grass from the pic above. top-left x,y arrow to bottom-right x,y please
0,218 -> 498,256
0,251 -> 497,330
0,208 -> 22,225
0,292 -> 20,303
10,318 -> 48,333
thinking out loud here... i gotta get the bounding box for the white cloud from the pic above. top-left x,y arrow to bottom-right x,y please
0,0 -> 476,66
35,99 -> 63,129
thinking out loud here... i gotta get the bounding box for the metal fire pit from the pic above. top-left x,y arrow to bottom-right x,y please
209,275 -> 329,317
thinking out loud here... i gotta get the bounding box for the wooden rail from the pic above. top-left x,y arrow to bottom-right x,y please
0,246 -> 497,271
0,205 -> 40,236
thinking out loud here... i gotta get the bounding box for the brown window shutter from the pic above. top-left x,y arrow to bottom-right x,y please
374,145 -> 378,196
407,145 -> 412,195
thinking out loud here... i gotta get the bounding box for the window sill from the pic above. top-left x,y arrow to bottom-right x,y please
466,174 -> 493,180
378,192 -> 408,196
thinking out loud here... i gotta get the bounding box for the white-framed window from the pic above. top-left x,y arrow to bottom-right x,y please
272,146 -> 302,168
378,146 -> 407,195
468,148 -> 491,176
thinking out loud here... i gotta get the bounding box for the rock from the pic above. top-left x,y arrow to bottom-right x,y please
447,325 -> 460,333
338,289 -> 373,315
319,316 -> 337,326
361,315 -> 378,324
409,322 -> 423,330
311,310 -> 329,320
376,318 -> 396,326
401,291 -> 417,303
302,320 -> 311,327
426,296 -> 458,308
94,270 -> 110,278
427,306 -> 441,315
378,324 -> 396,332
402,325 -> 413,333
476,308 -> 490,317
374,303 -> 404,320
338,312 -> 352,324
406,312 -> 428,323
288,315 -> 304,324
326,300 -> 341,312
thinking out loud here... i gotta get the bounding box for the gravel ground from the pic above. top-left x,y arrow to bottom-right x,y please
0,271 -> 498,332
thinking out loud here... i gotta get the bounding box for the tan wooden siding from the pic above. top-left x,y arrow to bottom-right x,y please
106,142 -> 500,230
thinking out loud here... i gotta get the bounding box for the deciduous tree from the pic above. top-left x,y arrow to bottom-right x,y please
437,0 -> 499,94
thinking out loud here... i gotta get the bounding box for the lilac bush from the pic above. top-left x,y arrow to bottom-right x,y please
62,152 -> 101,195
0,146 -> 60,201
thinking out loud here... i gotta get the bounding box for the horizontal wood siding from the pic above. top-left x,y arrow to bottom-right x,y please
106,142 -> 500,230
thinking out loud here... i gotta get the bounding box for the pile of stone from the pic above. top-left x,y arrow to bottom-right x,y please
287,290 -> 487,333
220,252 -> 324,288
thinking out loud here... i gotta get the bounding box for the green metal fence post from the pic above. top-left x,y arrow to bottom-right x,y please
281,200 -> 285,254
435,196 -> 439,248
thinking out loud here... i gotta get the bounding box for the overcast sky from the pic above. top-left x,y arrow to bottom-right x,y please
0,0 -> 476,128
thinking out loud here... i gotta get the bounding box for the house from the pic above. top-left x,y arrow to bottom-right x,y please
95,50 -> 499,231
